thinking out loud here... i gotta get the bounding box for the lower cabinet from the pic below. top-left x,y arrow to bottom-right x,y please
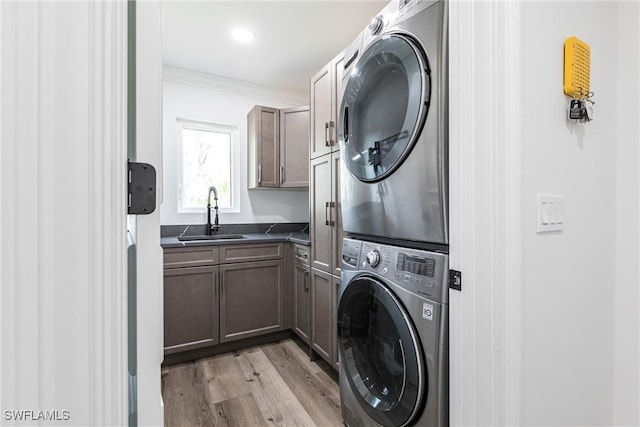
163,242 -> 284,357
163,242 -> 338,370
310,267 -> 341,369
311,268 -> 333,364
293,261 -> 311,343
163,265 -> 219,354
219,260 -> 284,342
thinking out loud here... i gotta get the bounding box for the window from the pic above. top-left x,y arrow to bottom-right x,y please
177,119 -> 240,212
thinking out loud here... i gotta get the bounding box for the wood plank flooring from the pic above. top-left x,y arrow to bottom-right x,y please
162,338 -> 343,427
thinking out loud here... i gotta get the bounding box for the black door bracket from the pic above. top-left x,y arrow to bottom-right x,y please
128,161 -> 156,215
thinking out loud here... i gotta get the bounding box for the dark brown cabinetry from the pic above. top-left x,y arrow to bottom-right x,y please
248,105 -> 309,189
163,242 -> 284,356
248,105 -> 280,188
220,259 -> 284,342
163,265 -> 219,354
280,106 -> 310,187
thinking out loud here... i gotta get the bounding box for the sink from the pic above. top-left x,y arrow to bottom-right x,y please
177,234 -> 245,241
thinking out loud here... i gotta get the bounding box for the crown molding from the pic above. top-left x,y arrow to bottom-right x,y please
162,65 -> 308,106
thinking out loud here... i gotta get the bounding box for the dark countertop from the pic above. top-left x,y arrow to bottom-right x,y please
161,232 -> 310,249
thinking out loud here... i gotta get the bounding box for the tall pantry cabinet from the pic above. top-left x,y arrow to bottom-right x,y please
309,51 -> 345,371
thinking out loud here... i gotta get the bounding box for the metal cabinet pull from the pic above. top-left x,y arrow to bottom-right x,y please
327,201 -> 336,226
329,121 -> 335,146
325,201 -> 330,226
304,270 -> 310,291
258,165 -> 262,184
280,165 -> 284,184
324,122 -> 330,146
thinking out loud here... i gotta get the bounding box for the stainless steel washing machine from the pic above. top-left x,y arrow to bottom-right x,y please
338,238 -> 448,427
339,0 -> 448,247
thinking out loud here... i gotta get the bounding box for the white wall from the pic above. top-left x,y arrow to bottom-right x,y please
161,67 -> 310,225
450,1 -> 639,426
614,2 -> 640,425
520,2 -> 638,425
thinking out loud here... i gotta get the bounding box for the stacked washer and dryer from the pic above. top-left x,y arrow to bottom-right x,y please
335,1 -> 448,426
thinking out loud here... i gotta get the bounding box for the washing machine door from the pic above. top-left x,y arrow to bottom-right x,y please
338,275 -> 425,427
340,33 -> 430,182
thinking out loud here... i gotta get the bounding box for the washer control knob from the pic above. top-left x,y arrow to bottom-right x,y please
366,250 -> 381,267
368,15 -> 384,35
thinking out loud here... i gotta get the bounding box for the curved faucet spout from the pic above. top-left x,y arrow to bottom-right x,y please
206,186 -> 220,235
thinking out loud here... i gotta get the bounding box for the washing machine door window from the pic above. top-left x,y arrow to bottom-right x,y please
338,275 -> 425,427
340,34 -> 430,183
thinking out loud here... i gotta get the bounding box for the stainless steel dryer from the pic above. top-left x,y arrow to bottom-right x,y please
339,0 -> 448,247
338,238 -> 448,427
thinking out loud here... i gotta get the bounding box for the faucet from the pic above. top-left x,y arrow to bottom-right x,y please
206,186 -> 221,235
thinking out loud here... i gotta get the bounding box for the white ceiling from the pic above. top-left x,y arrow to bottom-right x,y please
162,1 -> 388,98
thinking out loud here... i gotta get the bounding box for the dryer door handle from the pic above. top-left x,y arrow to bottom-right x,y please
343,105 -> 349,144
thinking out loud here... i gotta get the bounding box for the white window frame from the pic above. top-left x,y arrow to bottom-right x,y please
176,118 -> 241,214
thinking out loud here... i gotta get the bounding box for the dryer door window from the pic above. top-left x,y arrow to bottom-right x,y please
340,34 -> 430,182
338,276 -> 425,426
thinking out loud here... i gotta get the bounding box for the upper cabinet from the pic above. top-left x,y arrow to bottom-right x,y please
280,107 -> 310,188
248,105 -> 280,188
248,105 -> 309,189
310,52 -> 344,159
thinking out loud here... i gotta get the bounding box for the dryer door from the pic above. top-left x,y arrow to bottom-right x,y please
339,33 -> 430,182
338,275 -> 425,427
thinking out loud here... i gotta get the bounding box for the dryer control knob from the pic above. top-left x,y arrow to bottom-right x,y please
366,250 -> 381,267
368,15 -> 384,35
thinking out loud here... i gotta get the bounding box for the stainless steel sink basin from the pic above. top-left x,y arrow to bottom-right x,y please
177,234 -> 245,241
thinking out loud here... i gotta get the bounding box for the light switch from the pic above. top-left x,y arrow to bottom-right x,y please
537,195 -> 564,233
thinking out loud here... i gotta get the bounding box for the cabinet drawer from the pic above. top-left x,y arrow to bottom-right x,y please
163,246 -> 219,268
293,244 -> 310,266
220,243 -> 283,263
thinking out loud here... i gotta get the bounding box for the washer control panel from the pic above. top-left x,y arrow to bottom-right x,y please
358,240 -> 448,303
365,249 -> 381,267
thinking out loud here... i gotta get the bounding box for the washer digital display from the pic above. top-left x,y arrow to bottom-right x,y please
396,253 -> 435,277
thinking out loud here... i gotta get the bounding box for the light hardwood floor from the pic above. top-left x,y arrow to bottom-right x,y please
162,338 -> 343,427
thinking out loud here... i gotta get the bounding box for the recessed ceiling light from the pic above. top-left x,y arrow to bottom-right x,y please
232,28 -> 254,43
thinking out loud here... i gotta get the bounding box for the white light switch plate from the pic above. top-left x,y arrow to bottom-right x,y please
537,195 -> 564,233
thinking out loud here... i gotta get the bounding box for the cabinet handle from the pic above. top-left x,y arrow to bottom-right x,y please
304,270 -> 309,291
258,165 -> 262,184
327,201 -> 336,226
324,122 -> 330,146
280,165 -> 284,184
329,121 -> 335,146
325,201 -> 330,226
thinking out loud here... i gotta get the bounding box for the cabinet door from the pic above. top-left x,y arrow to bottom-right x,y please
164,265 -> 219,354
248,105 -> 280,188
310,154 -> 333,273
310,268 -> 332,363
331,150 -> 345,277
219,260 -> 283,342
280,106 -> 309,188
310,64 -> 333,159
293,262 -> 311,343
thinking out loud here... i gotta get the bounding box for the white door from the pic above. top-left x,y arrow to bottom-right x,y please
0,1 -> 163,425
129,1 -> 164,426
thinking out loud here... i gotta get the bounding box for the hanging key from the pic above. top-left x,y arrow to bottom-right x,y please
584,99 -> 595,121
569,99 -> 583,120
